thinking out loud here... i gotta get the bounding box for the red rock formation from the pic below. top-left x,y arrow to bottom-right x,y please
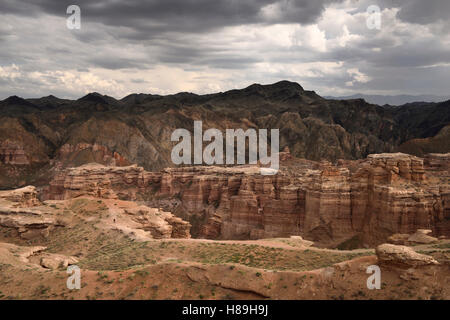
0,186 -> 40,207
123,206 -> 191,239
0,140 -> 30,165
0,187 -> 58,240
376,243 -> 439,267
350,153 -> 445,244
423,153 -> 450,236
303,164 -> 352,242
43,153 -> 450,246
1,184 -> 192,240
57,143 -> 130,167
44,163 -> 147,200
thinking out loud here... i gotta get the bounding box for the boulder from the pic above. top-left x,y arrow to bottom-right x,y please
376,244 -> 439,267
40,254 -> 79,270
407,229 -> 438,244
290,235 -> 314,247
0,186 -> 40,207
387,233 -> 410,245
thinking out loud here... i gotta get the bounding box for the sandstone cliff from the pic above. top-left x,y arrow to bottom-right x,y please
0,186 -> 60,240
41,152 -> 449,247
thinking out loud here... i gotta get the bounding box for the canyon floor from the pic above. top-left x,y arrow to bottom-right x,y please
0,193 -> 448,300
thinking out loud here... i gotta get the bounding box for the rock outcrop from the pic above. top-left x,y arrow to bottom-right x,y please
40,253 -> 79,270
388,229 -> 439,245
0,140 -> 30,165
0,206 -> 59,240
350,153 -> 443,244
56,143 -> 131,167
42,153 -> 450,246
45,163 -> 148,200
407,229 -> 438,244
376,244 -> 439,267
387,233 -> 411,245
0,186 -> 59,239
0,186 -> 40,207
0,184 -> 192,241
123,206 -> 191,239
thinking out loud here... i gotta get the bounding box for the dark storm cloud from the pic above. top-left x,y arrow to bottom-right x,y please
395,0 -> 450,26
0,0 -> 450,99
320,35 -> 450,69
197,57 -> 261,69
130,78 -> 149,84
352,0 -> 450,30
0,0 -> 341,36
87,56 -> 145,70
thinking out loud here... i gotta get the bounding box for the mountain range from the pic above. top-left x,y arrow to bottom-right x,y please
325,94 -> 450,106
0,80 -> 449,188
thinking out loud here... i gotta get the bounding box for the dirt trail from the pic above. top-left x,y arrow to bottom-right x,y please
160,237 -> 375,255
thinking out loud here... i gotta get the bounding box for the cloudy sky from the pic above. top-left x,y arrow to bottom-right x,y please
0,0 -> 449,99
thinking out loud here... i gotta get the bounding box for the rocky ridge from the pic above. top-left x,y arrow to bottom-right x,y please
0,183 -> 191,242
1,81 -> 449,189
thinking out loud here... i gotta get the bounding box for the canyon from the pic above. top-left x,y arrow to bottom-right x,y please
0,82 -> 449,300
0,181 -> 448,300
1,81 -> 449,189
37,151 -> 449,248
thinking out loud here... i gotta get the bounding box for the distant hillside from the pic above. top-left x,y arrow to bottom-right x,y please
325,94 -> 450,106
0,80 -> 449,188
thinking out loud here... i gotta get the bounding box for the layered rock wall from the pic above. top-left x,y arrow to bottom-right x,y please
42,153 -> 450,245
0,140 -> 30,165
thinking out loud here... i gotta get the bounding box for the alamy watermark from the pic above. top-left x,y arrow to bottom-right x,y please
366,265 -> 381,290
366,5 -> 381,30
66,5 -> 81,30
171,121 -> 279,175
67,265 -> 81,290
